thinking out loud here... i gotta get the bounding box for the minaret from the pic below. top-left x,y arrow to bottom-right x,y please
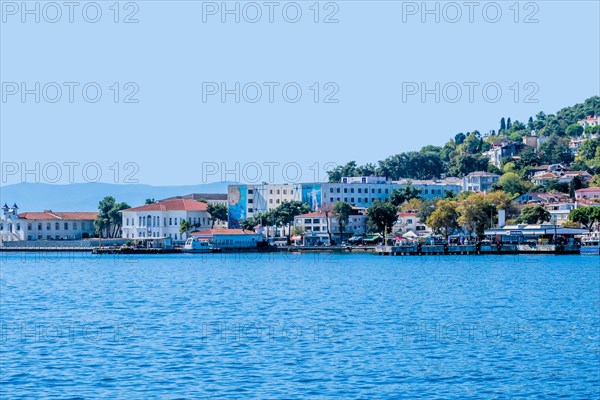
2,204 -> 8,219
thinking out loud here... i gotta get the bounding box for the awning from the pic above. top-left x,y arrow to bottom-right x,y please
291,236 -> 302,241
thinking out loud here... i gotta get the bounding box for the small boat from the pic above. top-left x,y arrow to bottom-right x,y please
580,231 -> 600,255
182,237 -> 220,253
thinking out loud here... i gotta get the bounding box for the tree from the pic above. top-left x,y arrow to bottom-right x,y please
539,134 -> 573,165
321,204 -> 334,244
389,183 -> 422,206
527,116 -> 534,130
569,207 -> 600,231
565,123 -> 583,137
366,201 -> 398,236
454,132 -> 466,145
145,198 -> 156,204
500,117 -> 506,132
333,201 -> 353,242
506,117 -> 512,130
457,193 -> 493,236
207,203 -> 228,228
426,199 -> 458,238
448,153 -> 489,177
94,196 -> 130,238
517,205 -> 551,224
272,201 -> 311,240
495,172 -> 530,196
179,219 -> 190,236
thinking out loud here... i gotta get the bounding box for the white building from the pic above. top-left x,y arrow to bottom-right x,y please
0,203 -> 97,242
463,171 -> 500,192
393,210 -> 431,236
293,211 -> 368,244
191,228 -> 262,248
577,115 -> 599,129
120,198 -> 213,242
544,203 -> 576,226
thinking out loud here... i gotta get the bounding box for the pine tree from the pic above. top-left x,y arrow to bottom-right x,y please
527,116 -> 534,130
507,117 -> 512,130
500,117 -> 506,132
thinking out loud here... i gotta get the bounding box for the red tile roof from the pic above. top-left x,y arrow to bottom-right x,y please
297,212 -> 326,218
123,199 -> 208,212
191,229 -> 258,236
575,187 -> 600,193
18,211 -> 97,220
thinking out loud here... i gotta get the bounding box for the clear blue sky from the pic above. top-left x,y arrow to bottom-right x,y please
1,0 -> 599,186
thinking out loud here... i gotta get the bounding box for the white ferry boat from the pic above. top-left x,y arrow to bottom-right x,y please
182,237 -> 220,253
580,231 -> 600,255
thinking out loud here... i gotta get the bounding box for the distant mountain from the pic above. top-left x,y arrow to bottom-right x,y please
0,182 -> 234,212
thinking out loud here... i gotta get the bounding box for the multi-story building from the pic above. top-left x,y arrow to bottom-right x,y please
575,187 -> 600,201
545,203 -> 576,226
160,193 -> 228,206
577,115 -> 599,129
463,171 -> 500,193
484,140 -> 524,167
228,176 -> 462,228
392,210 -> 431,236
293,210 -> 368,245
393,178 -> 462,199
0,203 -> 96,242
120,198 -> 213,242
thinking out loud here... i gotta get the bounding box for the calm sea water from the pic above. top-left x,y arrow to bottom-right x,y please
1,252 -> 598,399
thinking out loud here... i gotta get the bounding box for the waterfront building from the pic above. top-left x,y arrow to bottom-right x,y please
484,224 -> 587,243
190,228 -> 262,248
545,203 -> 577,226
160,193 -> 228,206
393,178 -> 462,199
0,203 -> 96,242
293,210 -> 368,244
392,210 -> 431,237
120,198 -> 213,243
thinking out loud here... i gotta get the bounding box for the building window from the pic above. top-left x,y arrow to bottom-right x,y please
330,197 -> 334,202
351,198 -> 354,203
28,223 -> 32,231
47,223 -> 51,230
38,223 -> 42,230
305,219 -> 311,224
276,199 -> 280,204
248,189 -> 254,194
344,188 -> 347,193
248,199 -> 253,203
337,188 -> 340,193
330,188 -> 333,193
269,199 -> 273,204
350,188 -> 354,193
358,188 -> 361,193
277,190 -> 280,194
283,190 -> 287,194
248,208 -> 253,213
169,218 -> 172,225
269,190 -> 273,194
365,198 -> 368,203
16,224 -> 20,231
55,222 -> 59,230
174,218 -> 178,225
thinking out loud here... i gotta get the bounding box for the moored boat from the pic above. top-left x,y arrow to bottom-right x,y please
580,231 -> 600,255
182,237 -> 221,253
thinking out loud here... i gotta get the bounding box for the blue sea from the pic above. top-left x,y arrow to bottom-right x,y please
1,252 -> 599,399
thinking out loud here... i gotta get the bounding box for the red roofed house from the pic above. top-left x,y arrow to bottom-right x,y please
575,187 -> 600,202
0,203 -> 97,241
120,198 -> 216,242
191,229 -> 262,248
